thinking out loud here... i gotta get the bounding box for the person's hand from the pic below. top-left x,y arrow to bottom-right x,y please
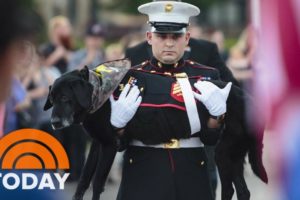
110,84 -> 142,128
193,81 -> 232,116
54,46 -> 67,57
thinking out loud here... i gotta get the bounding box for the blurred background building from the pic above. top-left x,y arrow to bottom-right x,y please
33,0 -> 247,42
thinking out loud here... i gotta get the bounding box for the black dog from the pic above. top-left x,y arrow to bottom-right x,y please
44,68 -> 118,200
214,81 -> 268,200
44,67 -> 268,200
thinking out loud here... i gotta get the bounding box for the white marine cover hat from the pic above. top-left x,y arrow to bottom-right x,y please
138,1 -> 200,33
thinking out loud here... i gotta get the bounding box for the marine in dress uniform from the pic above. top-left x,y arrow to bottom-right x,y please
125,1 -> 238,197
109,1 -> 232,200
115,58 -> 224,200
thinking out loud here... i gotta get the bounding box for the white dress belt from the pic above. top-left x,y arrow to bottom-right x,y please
176,73 -> 201,135
130,137 -> 204,149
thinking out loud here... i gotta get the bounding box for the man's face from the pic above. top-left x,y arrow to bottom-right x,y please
85,36 -> 104,50
147,32 -> 190,64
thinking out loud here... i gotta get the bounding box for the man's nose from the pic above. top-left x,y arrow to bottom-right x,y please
165,38 -> 175,47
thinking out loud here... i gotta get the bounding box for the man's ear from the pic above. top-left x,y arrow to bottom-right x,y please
44,86 -> 53,110
185,32 -> 191,46
146,31 -> 152,45
71,80 -> 93,109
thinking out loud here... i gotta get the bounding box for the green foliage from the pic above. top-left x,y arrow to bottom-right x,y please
224,38 -> 238,50
19,0 -> 35,8
104,0 -> 227,14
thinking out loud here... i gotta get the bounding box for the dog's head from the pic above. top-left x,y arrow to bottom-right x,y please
44,67 -> 93,129
44,59 -> 131,130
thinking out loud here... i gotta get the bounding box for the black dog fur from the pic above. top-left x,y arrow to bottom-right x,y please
44,67 -> 268,200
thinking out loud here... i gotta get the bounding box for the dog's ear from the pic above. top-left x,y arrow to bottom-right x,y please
71,80 -> 93,109
79,66 -> 89,80
44,85 -> 53,110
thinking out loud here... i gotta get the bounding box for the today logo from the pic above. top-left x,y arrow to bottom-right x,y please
0,129 -> 70,190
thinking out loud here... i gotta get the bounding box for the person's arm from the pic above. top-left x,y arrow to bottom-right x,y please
44,46 -> 70,67
112,127 -> 129,152
110,83 -> 142,150
27,87 -> 48,99
199,115 -> 225,145
14,82 -> 31,112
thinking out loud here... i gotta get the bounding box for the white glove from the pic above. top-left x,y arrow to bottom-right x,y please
110,84 -> 142,128
193,81 -> 232,116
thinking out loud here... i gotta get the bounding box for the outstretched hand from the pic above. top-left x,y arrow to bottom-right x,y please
193,81 -> 232,116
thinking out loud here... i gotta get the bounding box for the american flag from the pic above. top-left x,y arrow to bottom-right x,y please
251,0 -> 300,199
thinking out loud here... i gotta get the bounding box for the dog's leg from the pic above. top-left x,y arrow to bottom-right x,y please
215,141 -> 235,200
233,176 -> 250,200
73,140 -> 100,200
91,143 -> 117,200
232,159 -> 250,200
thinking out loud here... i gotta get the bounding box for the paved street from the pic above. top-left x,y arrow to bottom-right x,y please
65,130 -> 282,200
65,181 -> 120,200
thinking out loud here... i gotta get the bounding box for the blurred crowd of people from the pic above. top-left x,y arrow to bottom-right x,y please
189,22 -> 255,90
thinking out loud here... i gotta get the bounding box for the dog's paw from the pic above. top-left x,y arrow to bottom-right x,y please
72,194 -> 84,200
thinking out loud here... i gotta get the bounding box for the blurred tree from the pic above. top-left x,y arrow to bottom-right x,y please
68,0 -> 77,24
91,0 -> 99,21
101,0 -> 231,14
20,0 -> 35,8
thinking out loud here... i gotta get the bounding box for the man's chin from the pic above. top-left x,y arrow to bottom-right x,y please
161,57 -> 178,64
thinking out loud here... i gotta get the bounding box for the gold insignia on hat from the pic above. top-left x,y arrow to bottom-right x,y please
165,3 -> 173,13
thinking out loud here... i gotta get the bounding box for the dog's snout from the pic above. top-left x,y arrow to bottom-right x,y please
51,117 -> 63,130
51,116 -> 73,130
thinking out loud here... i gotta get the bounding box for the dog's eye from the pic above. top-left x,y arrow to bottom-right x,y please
61,95 -> 69,102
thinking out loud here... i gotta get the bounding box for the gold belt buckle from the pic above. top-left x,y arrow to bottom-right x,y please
164,139 -> 180,149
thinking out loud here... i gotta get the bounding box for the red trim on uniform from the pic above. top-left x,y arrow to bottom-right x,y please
187,76 -> 203,79
131,68 -> 173,76
131,68 -> 204,80
140,103 -> 186,111
167,149 -> 176,173
112,94 -> 118,99
187,62 -> 217,71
